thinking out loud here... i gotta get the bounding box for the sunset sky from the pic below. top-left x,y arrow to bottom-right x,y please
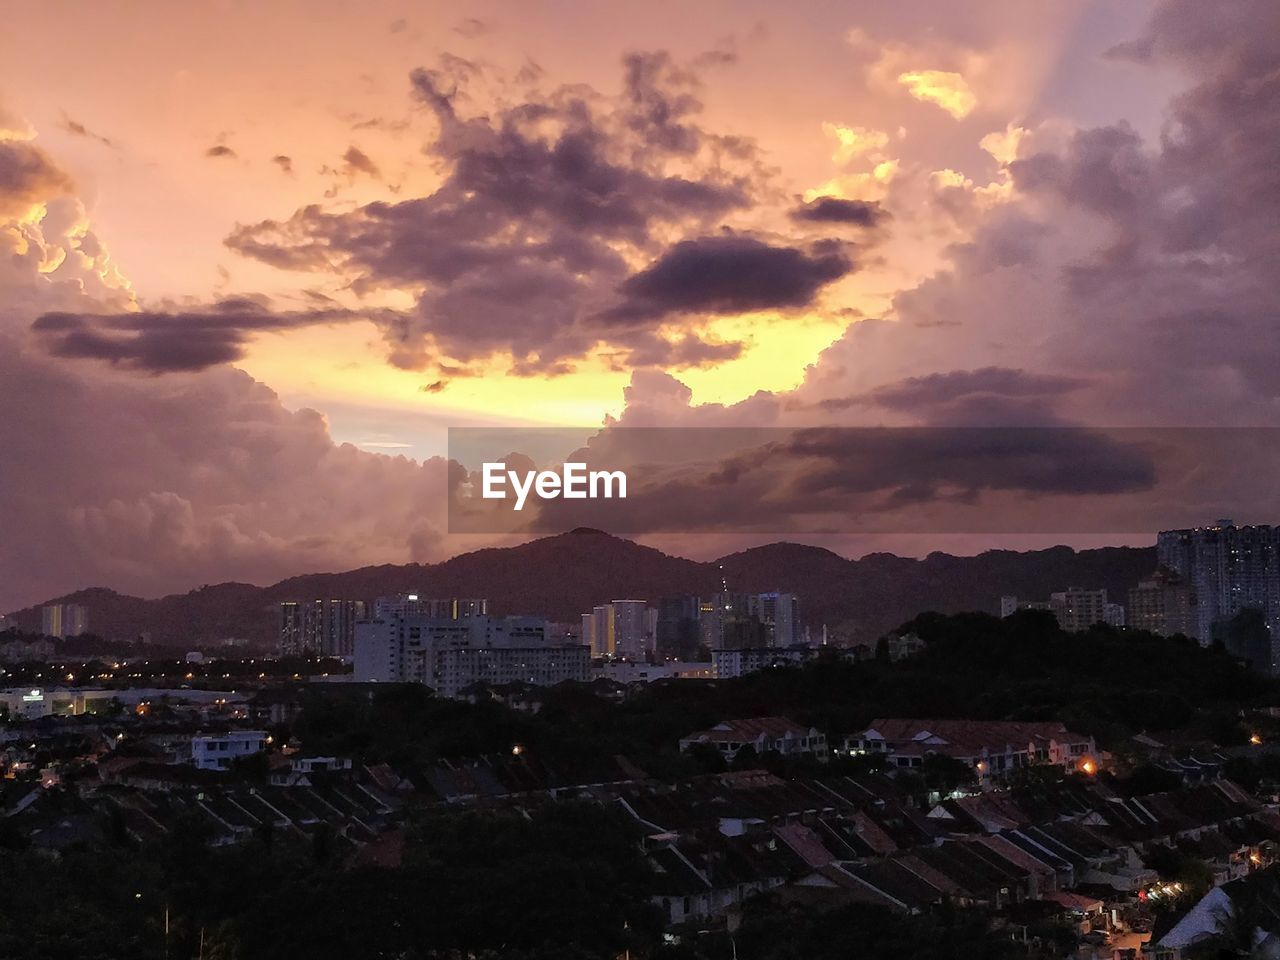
3,0 -> 1278,611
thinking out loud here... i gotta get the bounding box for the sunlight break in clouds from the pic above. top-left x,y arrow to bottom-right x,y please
897,69 -> 977,118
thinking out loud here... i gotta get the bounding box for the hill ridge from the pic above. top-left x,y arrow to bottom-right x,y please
6,535 -> 1157,648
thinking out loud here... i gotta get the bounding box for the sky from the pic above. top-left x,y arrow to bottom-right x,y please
2,0 -> 1278,611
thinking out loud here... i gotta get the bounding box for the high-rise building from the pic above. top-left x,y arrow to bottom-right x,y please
1210,608 -> 1273,674
610,600 -> 655,659
354,613 -> 589,697
42,603 -> 87,639
655,595 -> 702,658
278,599 -> 367,657
581,604 -> 616,656
701,592 -> 754,650
749,592 -> 801,647
1157,522 -> 1280,653
1128,568 -> 1196,637
579,601 -> 656,658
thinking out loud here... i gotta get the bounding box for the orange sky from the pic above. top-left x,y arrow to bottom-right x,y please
18,0 -> 1267,610
2,0 -> 1172,455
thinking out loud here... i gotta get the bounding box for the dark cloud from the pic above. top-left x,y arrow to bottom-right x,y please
0,335 -> 457,611
333,145 -> 380,180
0,140 -> 73,218
225,53 -> 763,374
748,0 -> 1280,437
31,299 -> 362,373
452,17 -> 494,38
271,155 -> 293,175
789,197 -> 887,227
344,146 -> 380,177
601,235 -> 853,323
388,18 -> 408,34
0,104 -> 464,614
811,367 -> 1086,419
621,51 -> 703,154
58,114 -> 114,148
205,144 -> 237,159
483,424 -> 1170,537
613,332 -> 744,370
1011,124 -> 1153,218
1107,0 -> 1280,74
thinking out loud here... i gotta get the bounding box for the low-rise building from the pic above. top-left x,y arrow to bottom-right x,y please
191,730 -> 268,770
593,661 -> 714,684
713,645 -> 815,679
846,719 -> 1097,785
679,716 -> 828,762
354,614 -> 590,697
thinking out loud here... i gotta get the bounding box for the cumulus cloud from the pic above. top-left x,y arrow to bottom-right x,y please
0,98 -> 35,140
225,52 -> 774,374
0,338 -> 458,610
820,122 -> 889,164
9,0 -> 1280,603
791,0 -> 1280,430
897,70 -> 977,119
0,114 -> 461,611
538,0 -> 1280,536
0,139 -> 73,219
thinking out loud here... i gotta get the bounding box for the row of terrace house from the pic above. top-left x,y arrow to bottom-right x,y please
679,716 -> 828,763
847,718 -> 1098,785
616,768 -> 1280,935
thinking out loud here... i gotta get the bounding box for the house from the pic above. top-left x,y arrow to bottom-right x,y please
1149,866 -> 1280,959
679,717 -> 828,762
191,730 -> 268,770
847,719 -> 1097,785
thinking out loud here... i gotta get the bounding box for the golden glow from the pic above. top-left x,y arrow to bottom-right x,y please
1,0 -> 1115,458
821,122 -> 890,164
238,309 -> 857,441
804,159 -> 899,203
675,312 -> 849,407
897,70 -> 977,119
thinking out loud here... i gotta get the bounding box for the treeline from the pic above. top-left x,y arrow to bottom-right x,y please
294,611 -> 1277,779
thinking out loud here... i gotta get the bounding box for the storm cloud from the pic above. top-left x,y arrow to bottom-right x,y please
789,196 -> 887,226
0,139 -> 72,218
225,52 -> 770,373
602,235 -> 853,323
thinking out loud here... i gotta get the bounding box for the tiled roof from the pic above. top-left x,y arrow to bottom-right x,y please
685,716 -> 814,743
862,718 -> 1090,756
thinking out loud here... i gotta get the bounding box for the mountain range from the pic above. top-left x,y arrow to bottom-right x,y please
5,529 -> 1158,648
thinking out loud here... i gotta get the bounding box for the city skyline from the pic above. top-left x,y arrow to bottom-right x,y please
3,0 -> 1279,613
